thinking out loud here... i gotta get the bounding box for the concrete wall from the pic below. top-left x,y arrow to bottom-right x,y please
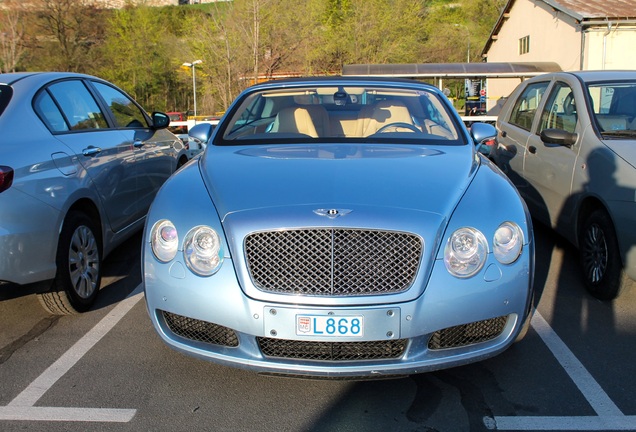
584,25 -> 636,70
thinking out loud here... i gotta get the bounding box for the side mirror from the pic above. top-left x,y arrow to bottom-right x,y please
540,128 -> 577,148
151,112 -> 170,129
469,122 -> 497,156
189,123 -> 215,145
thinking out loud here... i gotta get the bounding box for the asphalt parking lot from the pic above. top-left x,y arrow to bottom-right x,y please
1,223 -> 635,432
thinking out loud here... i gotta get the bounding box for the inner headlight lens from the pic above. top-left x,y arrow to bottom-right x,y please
493,222 -> 524,264
444,227 -> 488,278
183,226 -> 223,276
150,220 -> 178,262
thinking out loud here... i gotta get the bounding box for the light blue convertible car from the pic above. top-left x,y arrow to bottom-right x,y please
143,77 -> 535,378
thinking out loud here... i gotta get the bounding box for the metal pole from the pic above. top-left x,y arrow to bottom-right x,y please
192,64 -> 197,117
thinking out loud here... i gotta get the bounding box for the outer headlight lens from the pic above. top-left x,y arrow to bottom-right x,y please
493,222 -> 524,264
150,220 -> 178,262
444,227 -> 488,278
183,226 -> 223,276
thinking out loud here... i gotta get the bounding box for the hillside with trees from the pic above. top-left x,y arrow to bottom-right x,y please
0,0 -> 506,116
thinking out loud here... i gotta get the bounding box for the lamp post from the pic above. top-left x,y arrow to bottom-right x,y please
182,59 -> 203,117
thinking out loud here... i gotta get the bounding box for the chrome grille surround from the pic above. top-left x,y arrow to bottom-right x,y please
245,228 -> 422,296
257,337 -> 408,361
428,316 -> 508,350
161,310 -> 239,347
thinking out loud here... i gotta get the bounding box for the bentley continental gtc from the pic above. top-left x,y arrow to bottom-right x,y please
142,77 -> 535,378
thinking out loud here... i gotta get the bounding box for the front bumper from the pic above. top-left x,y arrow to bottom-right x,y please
144,247 -> 533,378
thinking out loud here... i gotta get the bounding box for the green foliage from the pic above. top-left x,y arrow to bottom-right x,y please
8,0 -> 505,115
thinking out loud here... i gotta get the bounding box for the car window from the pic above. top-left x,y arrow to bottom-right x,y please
0,84 -> 11,116
34,91 -> 69,132
42,80 -> 109,131
92,82 -> 149,129
538,82 -> 577,134
508,81 -> 549,131
218,85 -> 462,145
587,82 -> 636,134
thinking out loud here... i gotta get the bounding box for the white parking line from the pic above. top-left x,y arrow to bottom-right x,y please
2,291 -> 633,428
487,311 -> 636,431
0,285 -> 143,423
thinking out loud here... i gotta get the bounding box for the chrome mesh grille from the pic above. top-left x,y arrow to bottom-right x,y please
257,337 -> 408,361
428,316 -> 508,350
161,310 -> 239,347
245,229 -> 422,296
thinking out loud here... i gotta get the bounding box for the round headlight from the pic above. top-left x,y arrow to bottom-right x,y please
444,227 -> 488,278
183,226 -> 223,276
493,222 -> 523,264
150,220 -> 178,262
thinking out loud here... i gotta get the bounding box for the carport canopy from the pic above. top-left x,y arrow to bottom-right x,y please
342,62 -> 562,81
342,62 -> 563,120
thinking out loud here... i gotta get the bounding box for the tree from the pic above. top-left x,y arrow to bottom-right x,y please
0,0 -> 27,72
97,2 -> 179,110
30,0 -> 106,72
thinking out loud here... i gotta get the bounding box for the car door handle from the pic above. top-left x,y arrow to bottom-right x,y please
528,145 -> 537,154
133,140 -> 145,148
82,146 -> 102,156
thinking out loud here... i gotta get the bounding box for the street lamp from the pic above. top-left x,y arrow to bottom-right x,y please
182,59 -> 203,117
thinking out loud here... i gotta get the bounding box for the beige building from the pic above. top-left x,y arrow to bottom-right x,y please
482,0 -> 636,111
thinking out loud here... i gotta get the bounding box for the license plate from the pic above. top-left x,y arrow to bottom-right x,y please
296,314 -> 364,337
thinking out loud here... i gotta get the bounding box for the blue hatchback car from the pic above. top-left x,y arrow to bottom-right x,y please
143,77 -> 534,379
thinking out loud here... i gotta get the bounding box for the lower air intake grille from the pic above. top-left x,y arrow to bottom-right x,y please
428,316 -> 508,350
257,337 -> 407,361
161,310 -> 239,347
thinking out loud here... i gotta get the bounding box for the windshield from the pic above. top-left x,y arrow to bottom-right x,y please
587,81 -> 636,137
217,84 -> 464,145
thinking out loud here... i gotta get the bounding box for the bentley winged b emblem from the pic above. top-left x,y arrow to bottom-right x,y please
313,208 -> 352,219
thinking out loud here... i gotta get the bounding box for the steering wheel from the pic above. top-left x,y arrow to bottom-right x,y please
375,122 -> 422,134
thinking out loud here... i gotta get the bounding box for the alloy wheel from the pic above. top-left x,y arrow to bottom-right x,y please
581,223 -> 608,285
68,225 -> 100,299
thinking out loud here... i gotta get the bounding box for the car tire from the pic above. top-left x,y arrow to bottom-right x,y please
578,209 -> 632,300
38,211 -> 102,314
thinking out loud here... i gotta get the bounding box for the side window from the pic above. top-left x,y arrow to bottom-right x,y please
92,82 -> 148,129
34,91 -> 69,132
45,80 -> 108,131
538,83 -> 577,134
509,81 -> 549,131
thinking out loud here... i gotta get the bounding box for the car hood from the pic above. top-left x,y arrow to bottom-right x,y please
603,138 -> 636,169
200,143 -> 478,220
199,143 -> 479,305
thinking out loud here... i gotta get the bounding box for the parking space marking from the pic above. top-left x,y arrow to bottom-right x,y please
488,311 -> 636,431
0,285 -> 142,423
0,407 -> 135,423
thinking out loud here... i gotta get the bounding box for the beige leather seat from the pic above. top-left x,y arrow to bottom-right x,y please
270,106 -> 318,137
356,100 -> 414,136
303,105 -> 331,137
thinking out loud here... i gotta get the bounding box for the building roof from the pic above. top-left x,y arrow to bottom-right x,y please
542,0 -> 636,20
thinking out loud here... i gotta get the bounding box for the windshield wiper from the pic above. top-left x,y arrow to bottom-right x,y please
600,129 -> 636,138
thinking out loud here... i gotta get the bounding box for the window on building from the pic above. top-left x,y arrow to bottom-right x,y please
519,36 -> 530,55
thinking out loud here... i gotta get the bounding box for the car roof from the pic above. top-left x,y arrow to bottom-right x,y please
0,71 -> 99,86
531,70 -> 636,84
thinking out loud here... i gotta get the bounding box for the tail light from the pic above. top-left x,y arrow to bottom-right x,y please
0,166 -> 14,193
